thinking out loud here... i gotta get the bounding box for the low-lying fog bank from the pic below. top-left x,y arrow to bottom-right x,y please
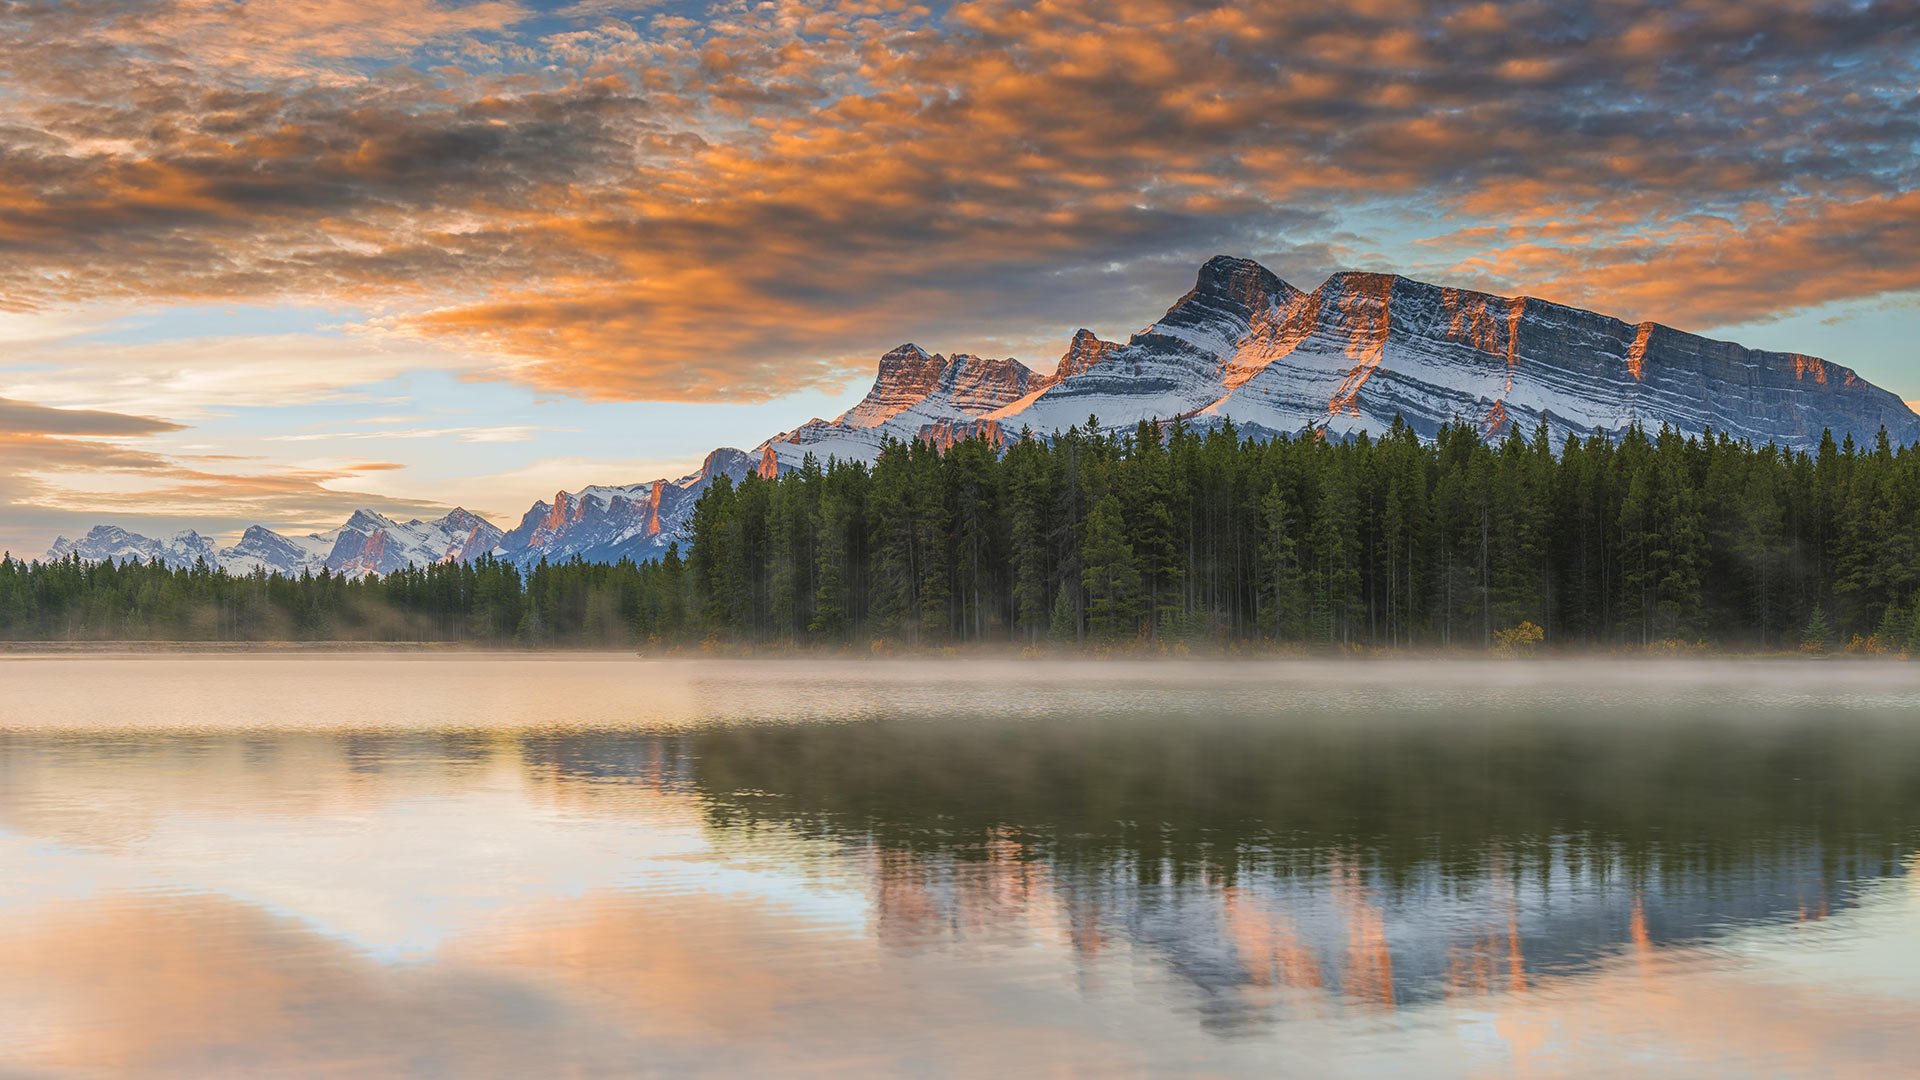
4,652 -> 1917,732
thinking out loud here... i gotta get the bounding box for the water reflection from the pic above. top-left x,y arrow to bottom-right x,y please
679,710 -> 1920,1019
0,658 -> 1917,1077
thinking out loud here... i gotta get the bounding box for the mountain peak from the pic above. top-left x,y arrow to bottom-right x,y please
882,343 -> 935,363
695,447 -> 755,485
842,343 -> 952,428
1195,253 -> 1276,286
343,509 -> 398,532
1194,255 -> 1290,298
1152,256 -> 1301,342
437,507 -> 486,530
1055,328 -> 1121,381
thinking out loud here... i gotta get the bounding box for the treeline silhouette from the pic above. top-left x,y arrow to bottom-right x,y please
0,553 -> 675,645
4,417 -> 1918,649
686,417 -> 1920,651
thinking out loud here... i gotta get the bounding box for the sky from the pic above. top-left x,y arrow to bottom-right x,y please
1,0 -> 1918,555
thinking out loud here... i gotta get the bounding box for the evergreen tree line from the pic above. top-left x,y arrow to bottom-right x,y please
686,417 -> 1920,652
0,553 -> 690,645
5,416 -> 1919,650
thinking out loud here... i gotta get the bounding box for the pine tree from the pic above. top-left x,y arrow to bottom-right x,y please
1080,493 -> 1143,642
1047,580 -> 1078,644
1801,604 -> 1834,653
1259,478 -> 1307,641
1004,436 -> 1055,644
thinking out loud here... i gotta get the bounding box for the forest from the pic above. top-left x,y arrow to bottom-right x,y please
4,417 -> 1919,652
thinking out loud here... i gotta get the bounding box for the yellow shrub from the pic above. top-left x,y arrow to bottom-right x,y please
1493,621 -> 1544,656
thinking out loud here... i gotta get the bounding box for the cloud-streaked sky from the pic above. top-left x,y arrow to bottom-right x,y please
2,0 -> 1918,552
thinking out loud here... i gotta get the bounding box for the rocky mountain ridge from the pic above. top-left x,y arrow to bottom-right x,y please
43,256 -> 1919,574
756,256 -> 1919,471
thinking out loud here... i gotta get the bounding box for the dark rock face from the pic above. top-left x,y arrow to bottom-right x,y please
1155,255 -> 1302,345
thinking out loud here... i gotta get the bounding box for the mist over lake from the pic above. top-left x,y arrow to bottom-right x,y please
2,656 -> 1916,1077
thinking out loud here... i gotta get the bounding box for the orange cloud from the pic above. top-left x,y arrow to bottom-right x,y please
1437,190 -> 1920,328
0,0 -> 1914,400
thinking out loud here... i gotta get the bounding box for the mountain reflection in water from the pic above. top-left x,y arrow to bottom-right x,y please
1,657 -> 1917,1077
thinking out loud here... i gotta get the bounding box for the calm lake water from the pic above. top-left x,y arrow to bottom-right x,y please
1,656 -> 1917,1078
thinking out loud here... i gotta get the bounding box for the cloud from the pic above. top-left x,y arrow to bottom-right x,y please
0,397 -> 184,436
0,0 -> 1916,401
0,332 -> 477,417
385,454 -> 710,512
0,422 -> 457,555
266,423 -> 568,443
1433,190 -> 1920,328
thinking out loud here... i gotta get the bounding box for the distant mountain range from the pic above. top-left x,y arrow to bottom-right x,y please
45,450 -> 756,577
45,256 -> 1920,575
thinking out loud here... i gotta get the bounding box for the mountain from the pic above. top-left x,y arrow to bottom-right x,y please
218,525 -> 331,576
753,256 -> 1920,467
47,526 -> 221,568
756,346 -> 1056,474
45,508 -> 504,577
325,508 -> 506,576
1184,265 -> 1919,447
494,448 -> 756,568
43,256 -> 1919,574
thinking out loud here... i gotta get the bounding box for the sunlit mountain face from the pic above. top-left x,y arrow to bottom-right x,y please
3,0 -> 1919,556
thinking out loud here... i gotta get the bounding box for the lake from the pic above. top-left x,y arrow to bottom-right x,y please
1,655 -> 1917,1077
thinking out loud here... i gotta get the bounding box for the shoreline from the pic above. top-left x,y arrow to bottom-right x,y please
0,640 -> 525,655
0,639 -> 1903,661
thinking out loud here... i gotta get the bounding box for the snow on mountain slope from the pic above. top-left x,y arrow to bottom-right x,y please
43,508 -> 504,577
760,255 -> 1917,470
984,255 -> 1302,438
325,508 -> 506,577
218,525 -> 333,576
42,255 -> 1920,574
757,349 -> 1052,472
1198,270 -> 1920,448
495,447 -> 756,567
46,526 -> 221,568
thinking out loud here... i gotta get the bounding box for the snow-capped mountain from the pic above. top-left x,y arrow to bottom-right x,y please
754,345 -> 1057,473
218,525 -> 332,576
46,526 -> 222,568
494,447 -> 756,568
43,255 -> 1920,575
1186,264 -> 1920,447
753,256 -> 1920,469
325,508 -> 506,576
45,508 -> 505,577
